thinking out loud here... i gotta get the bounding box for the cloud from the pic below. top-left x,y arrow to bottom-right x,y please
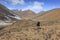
22,1 -> 44,13
3,0 -> 44,13
8,0 -> 25,5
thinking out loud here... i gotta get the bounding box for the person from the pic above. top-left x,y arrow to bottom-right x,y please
37,21 -> 40,26
36,21 -> 41,32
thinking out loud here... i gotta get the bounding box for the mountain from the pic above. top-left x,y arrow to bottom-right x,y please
0,4 -> 21,26
13,10 -> 36,19
0,4 -> 21,21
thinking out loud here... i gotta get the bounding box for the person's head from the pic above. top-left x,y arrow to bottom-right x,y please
37,21 -> 40,23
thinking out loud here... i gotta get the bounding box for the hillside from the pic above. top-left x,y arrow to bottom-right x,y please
34,8 -> 60,21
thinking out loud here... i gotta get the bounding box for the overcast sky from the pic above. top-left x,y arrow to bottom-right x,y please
0,0 -> 60,13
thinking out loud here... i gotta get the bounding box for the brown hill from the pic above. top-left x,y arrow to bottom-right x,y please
32,11 -> 46,19
13,10 -> 36,19
34,8 -> 60,21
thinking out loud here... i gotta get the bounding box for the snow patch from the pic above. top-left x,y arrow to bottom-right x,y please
9,15 -> 21,20
14,15 -> 21,20
0,21 -> 12,26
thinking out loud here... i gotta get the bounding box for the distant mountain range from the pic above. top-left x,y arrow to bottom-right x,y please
13,8 -> 60,21
12,10 -> 36,19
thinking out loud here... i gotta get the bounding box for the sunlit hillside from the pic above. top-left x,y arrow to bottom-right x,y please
34,8 -> 60,21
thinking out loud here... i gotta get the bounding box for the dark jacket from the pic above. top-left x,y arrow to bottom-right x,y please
37,22 -> 40,26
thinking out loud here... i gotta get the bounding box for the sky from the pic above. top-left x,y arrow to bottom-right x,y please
0,0 -> 60,13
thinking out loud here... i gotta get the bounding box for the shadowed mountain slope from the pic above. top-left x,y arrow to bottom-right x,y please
0,4 -> 21,22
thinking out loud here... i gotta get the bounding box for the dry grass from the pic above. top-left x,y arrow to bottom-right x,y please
0,19 -> 60,40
